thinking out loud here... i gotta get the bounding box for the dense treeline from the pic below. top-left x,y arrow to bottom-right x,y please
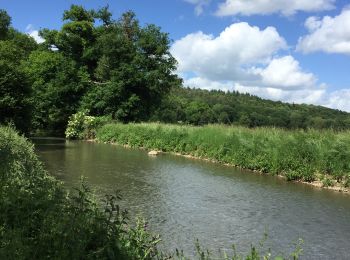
152,87 -> 350,129
1,5 -> 350,135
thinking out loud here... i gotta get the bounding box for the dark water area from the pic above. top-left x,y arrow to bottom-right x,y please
33,138 -> 350,259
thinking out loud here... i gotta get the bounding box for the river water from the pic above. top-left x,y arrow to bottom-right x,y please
34,138 -> 350,259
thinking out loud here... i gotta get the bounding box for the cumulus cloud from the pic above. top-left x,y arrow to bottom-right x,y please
171,22 -> 317,90
171,22 -> 287,82
26,24 -> 44,44
326,89 -> 350,112
215,0 -> 335,16
183,0 -> 211,15
258,56 -> 317,89
297,9 -> 350,55
170,21 -> 347,110
184,77 -> 232,91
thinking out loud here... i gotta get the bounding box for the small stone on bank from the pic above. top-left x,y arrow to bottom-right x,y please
148,150 -> 159,156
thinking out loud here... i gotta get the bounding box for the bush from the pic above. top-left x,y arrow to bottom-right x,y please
65,110 -> 110,139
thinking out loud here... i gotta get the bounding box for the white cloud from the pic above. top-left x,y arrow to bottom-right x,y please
184,77 -> 232,91
25,24 -> 44,44
172,22 -> 317,90
216,0 -> 335,16
297,9 -> 350,54
171,22 -> 347,110
326,89 -> 350,112
171,22 -> 287,82
183,0 -> 210,15
258,56 -> 316,89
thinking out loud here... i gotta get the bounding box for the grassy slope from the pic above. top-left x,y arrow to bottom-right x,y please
97,123 -> 350,188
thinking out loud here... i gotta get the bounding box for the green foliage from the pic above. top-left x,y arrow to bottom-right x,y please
23,50 -> 90,134
0,41 -> 33,133
65,110 -> 110,139
80,10 -> 181,122
0,9 -> 11,40
96,123 -> 350,185
153,87 -> 350,130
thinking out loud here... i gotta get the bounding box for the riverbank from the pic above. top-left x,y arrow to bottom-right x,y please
2,126 -> 307,259
93,123 -> 350,192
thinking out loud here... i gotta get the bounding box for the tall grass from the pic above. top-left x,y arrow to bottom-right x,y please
96,123 -> 350,185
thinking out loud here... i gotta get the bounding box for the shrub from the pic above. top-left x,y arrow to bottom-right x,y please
65,110 -> 110,139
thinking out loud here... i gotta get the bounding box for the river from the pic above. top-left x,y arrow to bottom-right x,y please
33,138 -> 350,259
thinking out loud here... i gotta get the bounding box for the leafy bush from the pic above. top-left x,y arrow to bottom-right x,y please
65,110 -> 110,139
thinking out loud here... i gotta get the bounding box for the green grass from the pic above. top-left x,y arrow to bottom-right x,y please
96,123 -> 350,186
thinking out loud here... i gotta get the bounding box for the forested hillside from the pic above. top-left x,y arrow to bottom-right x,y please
1,5 -> 350,135
153,87 -> 350,129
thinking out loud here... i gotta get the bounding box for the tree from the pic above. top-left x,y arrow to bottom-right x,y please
23,51 -> 90,133
0,41 -> 31,132
0,9 -> 11,40
81,10 -> 181,122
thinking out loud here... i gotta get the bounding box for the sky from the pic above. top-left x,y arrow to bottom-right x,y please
2,0 -> 350,111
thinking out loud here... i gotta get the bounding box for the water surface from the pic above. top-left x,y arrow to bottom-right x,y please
34,138 -> 350,259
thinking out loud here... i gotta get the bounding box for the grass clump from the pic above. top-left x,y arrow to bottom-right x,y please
96,123 -> 350,185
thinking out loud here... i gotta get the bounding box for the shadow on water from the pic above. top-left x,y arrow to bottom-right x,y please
31,137 -> 69,152
34,139 -> 350,259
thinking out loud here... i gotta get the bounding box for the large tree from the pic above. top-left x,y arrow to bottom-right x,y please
0,10 -> 37,132
23,51 -> 90,133
81,10 -> 181,121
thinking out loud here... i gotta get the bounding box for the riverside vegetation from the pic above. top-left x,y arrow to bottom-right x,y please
0,126 -> 305,259
66,113 -> 350,190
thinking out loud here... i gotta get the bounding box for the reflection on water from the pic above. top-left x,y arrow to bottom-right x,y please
33,138 -> 350,259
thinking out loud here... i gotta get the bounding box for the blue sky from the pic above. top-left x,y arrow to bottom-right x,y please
2,0 -> 350,111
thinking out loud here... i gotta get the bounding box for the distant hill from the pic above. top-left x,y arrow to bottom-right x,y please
153,87 -> 350,129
